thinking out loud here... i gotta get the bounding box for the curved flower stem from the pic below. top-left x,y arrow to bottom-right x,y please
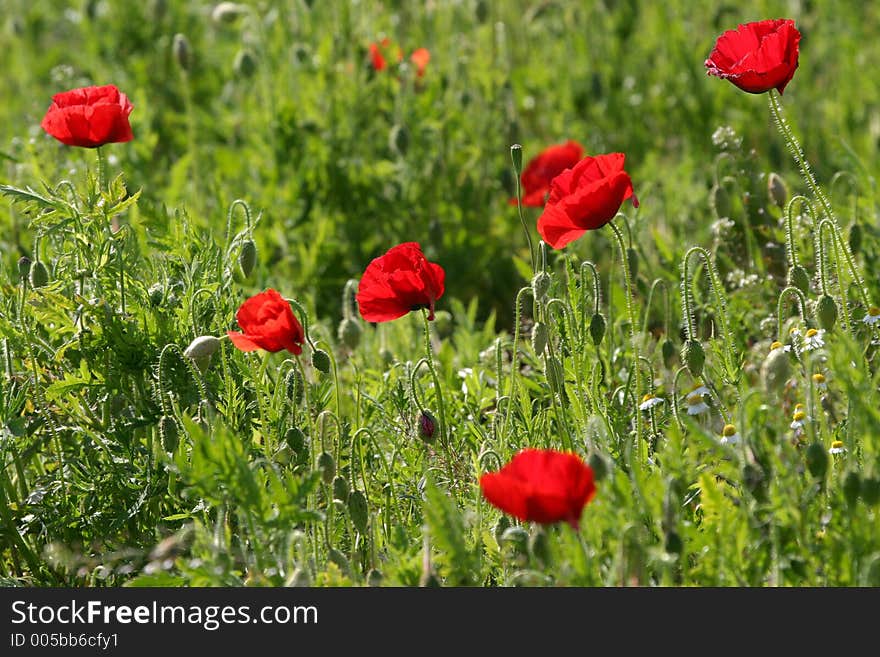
285,297 -> 318,352
502,286 -> 533,443
817,219 -> 853,333
768,90 -> 871,309
608,218 -> 643,457
421,309 -> 449,450
511,147 -> 536,274
785,195 -> 816,268
642,278 -> 670,340
776,286 -> 808,339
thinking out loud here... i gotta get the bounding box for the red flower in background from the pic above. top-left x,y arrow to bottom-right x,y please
509,140 -> 584,207
369,38 -> 403,71
537,152 -> 638,249
227,289 -> 305,355
40,84 -> 134,148
705,19 -> 800,94
480,448 -> 596,529
410,47 -> 430,77
356,242 -> 445,322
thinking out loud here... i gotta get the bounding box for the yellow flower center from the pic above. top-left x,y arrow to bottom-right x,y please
806,328 -> 818,338
831,440 -> 844,449
793,411 -> 806,421
789,326 -> 800,335
722,424 -> 737,437
794,403 -> 804,412
869,307 -> 880,317
812,373 -> 826,384
642,393 -> 654,403
687,393 -> 703,405
770,341 -> 783,351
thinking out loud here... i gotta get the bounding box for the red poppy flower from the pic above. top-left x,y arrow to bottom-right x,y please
410,47 -> 430,77
227,288 -> 305,355
509,140 -> 584,207
40,84 -> 134,148
356,242 -> 445,322
480,448 -> 596,529
705,19 -> 801,95
536,152 -> 638,249
369,38 -> 403,72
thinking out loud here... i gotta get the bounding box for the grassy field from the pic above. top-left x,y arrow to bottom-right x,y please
1,0 -> 879,587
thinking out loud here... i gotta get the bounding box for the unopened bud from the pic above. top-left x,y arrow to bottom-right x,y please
17,256 -> 31,280
531,271 -> 551,301
238,239 -> 257,279
337,318 -> 362,350
348,489 -> 368,533
805,442 -> 829,480
234,49 -> 257,77
814,294 -> 838,332
389,124 -> 409,156
710,184 -> 731,219
173,33 -> 191,71
29,260 -> 49,288
531,322 -> 548,354
661,338 -> 676,368
681,339 -> 705,377
318,451 -> 335,484
211,2 -> 246,24
159,415 -> 179,453
285,368 -> 304,405
545,355 -> 565,394
475,0 -> 489,23
589,313 -> 606,347
510,143 -> 523,174
787,265 -> 811,295
332,476 -> 350,503
767,172 -> 788,209
184,335 -> 221,361
761,343 -> 791,394
311,349 -> 331,374
418,410 -> 437,443
848,222 -> 863,255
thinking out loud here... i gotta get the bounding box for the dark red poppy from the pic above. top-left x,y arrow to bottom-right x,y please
480,448 -> 596,529
705,19 -> 801,95
369,38 -> 402,72
227,288 -> 305,355
410,47 -> 430,78
509,140 -> 584,207
536,152 -> 638,249
356,242 -> 445,322
40,84 -> 134,148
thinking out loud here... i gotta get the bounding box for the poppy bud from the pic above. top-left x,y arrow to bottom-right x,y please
710,184 -> 731,219
862,477 -> 880,507
148,282 -> 164,307
159,415 -> 179,453
234,49 -> 257,77
589,313 -> 606,347
814,294 -> 838,332
418,410 -> 437,443
493,516 -> 510,548
337,317 -> 362,350
311,349 -> 331,374
332,475 -> 350,503
510,143 -> 523,174
389,124 -> 409,156
545,355 -> 565,394
848,222 -> 863,255
318,451 -> 335,484
760,343 -> 791,395
285,368 -> 304,405
588,451 -> 609,482
173,33 -> 191,71
17,256 -> 31,280
29,260 -> 49,288
661,338 -> 676,367
327,547 -> 351,577
626,247 -> 639,281
531,322 -> 548,355
284,427 -> 308,466
767,172 -> 788,209
432,310 -> 453,338
843,471 -> 861,508
212,2 -> 246,24
787,265 -> 811,295
805,442 -> 828,480
531,271 -> 551,301
238,239 -> 257,279
367,568 -> 383,587
183,335 -> 221,362
681,339 -> 705,377
348,489 -> 368,533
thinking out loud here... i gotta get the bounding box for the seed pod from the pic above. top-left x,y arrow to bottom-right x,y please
418,410 -> 437,444
787,265 -> 811,295
545,355 -> 565,395
285,368 -> 304,405
159,415 -> 179,453
234,49 -> 257,77
332,476 -> 350,503
814,294 -> 838,332
843,471 -> 861,508
317,451 -> 335,484
531,322 -> 548,355
848,222 -> 863,255
680,339 -> 705,377
767,172 -> 788,209
29,260 -> 49,288
862,477 -> 880,507
173,33 -> 191,71
531,271 -> 551,301
311,349 -> 331,374
589,313 -> 606,347
348,490 -> 368,534
661,338 -> 676,368
710,183 -> 731,219
17,256 -> 31,280
805,442 -> 828,480
389,124 -> 409,157
238,239 -> 257,279
760,344 -> 791,395
337,318 -> 362,350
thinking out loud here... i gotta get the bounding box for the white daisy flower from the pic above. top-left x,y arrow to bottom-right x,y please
789,404 -> 808,436
684,388 -> 710,416
720,424 -> 740,445
639,393 -> 664,411
811,372 -> 827,390
803,328 -> 825,351
828,440 -> 846,455
863,307 -> 880,326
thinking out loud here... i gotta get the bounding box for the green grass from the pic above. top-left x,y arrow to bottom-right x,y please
1,0 -> 879,587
